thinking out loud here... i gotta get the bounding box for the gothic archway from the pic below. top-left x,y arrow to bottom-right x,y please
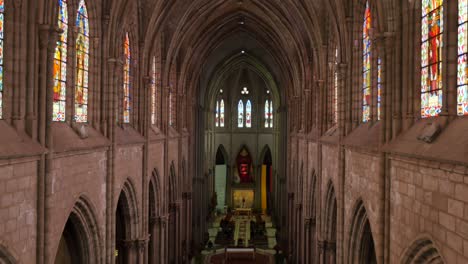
348,200 -> 377,264
323,181 -> 337,264
115,180 -> 139,264
401,237 -> 445,264
54,197 -> 101,264
148,169 -> 162,264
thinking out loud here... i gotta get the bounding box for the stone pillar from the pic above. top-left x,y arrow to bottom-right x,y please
137,239 -> 148,264
326,241 -> 336,264
318,240 -> 326,264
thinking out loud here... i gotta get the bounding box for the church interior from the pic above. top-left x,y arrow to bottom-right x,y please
0,0 -> 467,263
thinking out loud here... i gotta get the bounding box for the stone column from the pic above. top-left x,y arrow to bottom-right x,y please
318,240 -> 326,264
326,241 -> 336,264
137,239 -> 148,264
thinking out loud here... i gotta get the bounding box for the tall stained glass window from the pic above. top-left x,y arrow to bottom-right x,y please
74,0 -> 89,123
458,0 -> 468,115
421,0 -> 443,118
215,100 -> 219,127
220,99 -> 225,127
238,100 -> 244,128
123,33 -> 131,123
333,48 -> 339,124
265,100 -> 273,128
377,57 -> 382,120
362,1 -> 372,122
151,57 -> 157,125
269,101 -> 273,128
246,100 -> 252,128
53,0 -> 68,121
0,0 -> 4,119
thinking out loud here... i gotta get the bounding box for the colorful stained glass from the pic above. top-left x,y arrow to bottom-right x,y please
53,0 -> 68,121
246,100 -> 252,128
334,48 -> 339,124
0,0 -> 4,119
265,100 -> 269,128
458,0 -> 468,115
151,57 -> 157,125
421,0 -> 444,118
362,1 -> 372,122
269,101 -> 273,128
220,99 -> 225,127
74,0 -> 89,123
215,100 -> 219,127
123,33 -> 131,123
377,57 -> 382,120
238,100 -> 244,128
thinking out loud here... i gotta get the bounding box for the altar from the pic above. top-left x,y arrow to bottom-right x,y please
234,208 -> 252,216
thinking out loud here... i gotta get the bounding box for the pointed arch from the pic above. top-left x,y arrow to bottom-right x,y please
150,168 -> 162,217
116,179 -> 139,239
54,196 -> 102,264
215,144 -> 229,165
401,236 -> 445,264
347,199 -> 377,264
258,145 -> 272,166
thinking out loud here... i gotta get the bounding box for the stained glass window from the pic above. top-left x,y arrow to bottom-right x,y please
215,100 -> 219,127
74,0 -> 89,123
246,100 -> 252,128
362,1 -> 372,122
377,57 -> 382,120
238,100 -> 244,128
458,0 -> 468,115
334,48 -> 339,124
123,33 -> 131,123
269,101 -> 273,128
421,0 -> 444,118
220,99 -> 225,127
151,57 -> 157,125
53,0 -> 68,121
0,0 -> 3,119
265,100 -> 273,128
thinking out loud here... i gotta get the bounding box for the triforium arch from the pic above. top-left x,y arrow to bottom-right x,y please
322,180 -> 338,263
400,236 -> 445,264
54,196 -> 102,264
347,199 -> 377,264
0,244 -> 16,264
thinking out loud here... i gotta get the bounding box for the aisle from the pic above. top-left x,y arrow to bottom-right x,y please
234,215 -> 250,246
